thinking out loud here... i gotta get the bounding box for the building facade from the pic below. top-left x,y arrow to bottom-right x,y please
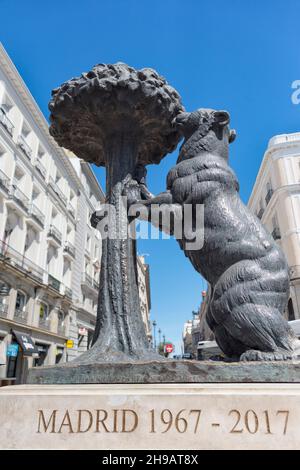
0,44 -> 105,384
248,132 -> 300,320
137,255 -> 152,342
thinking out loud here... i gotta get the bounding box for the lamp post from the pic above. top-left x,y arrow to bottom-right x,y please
152,320 -> 157,350
158,328 -> 161,347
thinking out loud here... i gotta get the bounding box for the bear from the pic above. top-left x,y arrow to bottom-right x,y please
129,108 -> 300,361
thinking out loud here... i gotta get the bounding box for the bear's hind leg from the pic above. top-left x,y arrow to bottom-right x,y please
223,303 -> 297,361
214,324 -> 246,360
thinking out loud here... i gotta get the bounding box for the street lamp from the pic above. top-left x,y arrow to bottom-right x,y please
158,328 -> 161,347
152,320 -> 157,350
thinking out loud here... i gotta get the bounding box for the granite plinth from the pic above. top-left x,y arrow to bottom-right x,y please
26,359 -> 300,384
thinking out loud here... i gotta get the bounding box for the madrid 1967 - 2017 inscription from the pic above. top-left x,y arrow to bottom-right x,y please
37,408 -> 290,436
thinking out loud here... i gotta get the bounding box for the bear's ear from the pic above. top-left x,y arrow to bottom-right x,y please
213,110 -> 230,127
229,129 -> 237,143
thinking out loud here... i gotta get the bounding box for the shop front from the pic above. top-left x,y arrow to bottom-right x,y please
6,330 -> 39,385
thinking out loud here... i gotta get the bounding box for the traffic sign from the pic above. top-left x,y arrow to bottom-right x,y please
164,343 -> 173,354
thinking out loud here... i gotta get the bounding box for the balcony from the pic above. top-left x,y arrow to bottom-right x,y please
82,272 -> 93,287
0,169 -> 10,194
28,203 -> 45,228
34,159 -> 47,179
81,273 -> 98,297
257,207 -> 264,220
49,177 -> 67,205
14,308 -> 28,324
0,303 -> 8,319
8,185 -> 29,213
48,274 -> 61,292
57,324 -> 66,336
265,188 -> 274,206
272,226 -> 281,240
63,241 -> 75,258
17,135 -> 32,159
0,240 -> 44,282
39,316 -> 51,331
64,286 -> 72,300
0,107 -> 14,136
47,225 -> 62,246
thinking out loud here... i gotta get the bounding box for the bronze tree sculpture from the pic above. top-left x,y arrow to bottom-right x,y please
49,63 -> 184,362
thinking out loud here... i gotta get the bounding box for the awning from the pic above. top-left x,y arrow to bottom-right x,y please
11,330 -> 39,356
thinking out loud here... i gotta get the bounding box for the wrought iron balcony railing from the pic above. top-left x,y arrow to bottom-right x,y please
64,286 -> 72,300
14,308 -> 28,324
0,240 -> 44,282
0,168 -> 10,193
0,107 -> 14,136
49,177 -> 67,205
8,185 -> 29,212
47,224 -> 62,245
34,159 -> 47,179
39,316 -> 51,331
0,303 -> 8,319
28,203 -> 45,227
81,273 -> 94,288
63,241 -> 75,258
17,134 -> 32,159
48,274 -> 61,292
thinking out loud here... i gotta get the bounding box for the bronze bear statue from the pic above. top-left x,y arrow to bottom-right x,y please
131,108 -> 300,361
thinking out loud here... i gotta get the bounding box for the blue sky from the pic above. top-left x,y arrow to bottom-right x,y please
1,0 -> 300,354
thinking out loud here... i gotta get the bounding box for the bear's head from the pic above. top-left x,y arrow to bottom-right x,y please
173,109 -> 236,160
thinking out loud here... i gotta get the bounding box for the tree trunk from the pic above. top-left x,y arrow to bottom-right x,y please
80,133 -> 156,363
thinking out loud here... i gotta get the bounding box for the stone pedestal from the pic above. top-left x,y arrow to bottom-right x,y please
26,359 -> 300,384
1,383 -> 300,449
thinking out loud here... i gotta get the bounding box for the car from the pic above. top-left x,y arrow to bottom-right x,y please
182,353 -> 193,360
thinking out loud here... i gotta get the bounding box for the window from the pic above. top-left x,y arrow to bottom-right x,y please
0,144 -> 5,158
55,171 -> 61,185
0,94 -> 14,136
1,93 -> 13,114
51,207 -> 58,224
70,190 -> 75,204
58,311 -> 65,325
288,299 -> 295,321
55,346 -> 64,364
13,166 -> 24,184
15,291 -> 27,312
32,187 -> 40,202
86,234 -> 91,252
33,343 -> 49,367
21,121 -> 31,139
39,302 -> 49,321
37,145 -> 46,160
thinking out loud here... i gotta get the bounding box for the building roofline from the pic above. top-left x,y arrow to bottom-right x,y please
0,42 -> 105,198
248,133 -> 300,208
